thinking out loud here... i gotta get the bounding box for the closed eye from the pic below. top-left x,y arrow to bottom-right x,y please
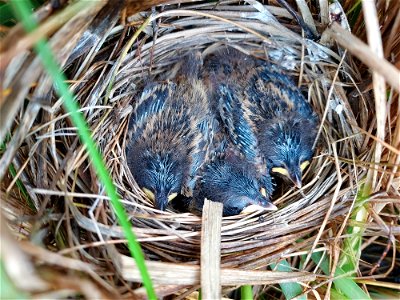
260,187 -> 267,197
300,160 -> 310,171
271,167 -> 289,176
142,187 -> 155,201
168,192 -> 178,202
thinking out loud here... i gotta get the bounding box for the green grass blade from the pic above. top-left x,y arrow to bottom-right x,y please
8,163 -> 36,211
346,0 -> 362,28
241,285 -> 253,300
0,1 -> 17,27
311,251 -> 370,299
10,1 -> 156,298
270,260 -> 306,300
0,260 -> 29,299
340,187 -> 369,274
0,0 -> 42,27
329,287 -> 351,300
1,137 -> 35,211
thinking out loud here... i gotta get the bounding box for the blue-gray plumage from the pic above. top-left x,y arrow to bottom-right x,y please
203,47 -> 319,188
191,130 -> 277,217
126,52 -> 213,210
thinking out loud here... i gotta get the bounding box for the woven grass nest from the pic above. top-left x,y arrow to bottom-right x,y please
1,0 -> 399,299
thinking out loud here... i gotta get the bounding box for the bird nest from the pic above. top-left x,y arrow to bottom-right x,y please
2,0 -> 399,298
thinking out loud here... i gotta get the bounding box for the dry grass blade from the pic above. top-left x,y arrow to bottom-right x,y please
201,199 -> 223,299
362,0 -> 388,192
114,250 -> 316,286
319,0 -> 329,25
294,0 -> 318,35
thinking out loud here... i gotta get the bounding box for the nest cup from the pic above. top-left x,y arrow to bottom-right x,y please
3,0 -> 384,293
100,3 -> 358,266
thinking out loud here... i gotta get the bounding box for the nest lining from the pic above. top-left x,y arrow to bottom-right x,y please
4,0 -> 373,277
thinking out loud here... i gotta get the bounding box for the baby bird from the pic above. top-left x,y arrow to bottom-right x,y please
126,52 -> 213,211
191,131 -> 277,217
203,47 -> 319,188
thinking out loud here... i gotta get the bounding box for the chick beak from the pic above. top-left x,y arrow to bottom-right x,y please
241,194 -> 278,214
264,201 -> 278,211
155,190 -> 168,211
289,168 -> 302,189
241,202 -> 277,214
241,204 -> 265,214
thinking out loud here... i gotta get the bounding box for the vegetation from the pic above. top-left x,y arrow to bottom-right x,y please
1,0 -> 398,299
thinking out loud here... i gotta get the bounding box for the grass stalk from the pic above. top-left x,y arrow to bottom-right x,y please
0,261 -> 28,300
241,285 -> 253,300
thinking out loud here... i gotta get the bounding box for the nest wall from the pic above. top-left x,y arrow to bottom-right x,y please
77,2 -> 362,267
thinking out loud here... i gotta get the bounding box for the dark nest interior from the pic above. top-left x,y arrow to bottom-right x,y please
1,0 -> 399,299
